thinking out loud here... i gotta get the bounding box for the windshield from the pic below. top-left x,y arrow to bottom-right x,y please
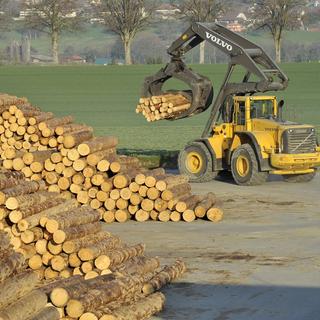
251,100 -> 274,119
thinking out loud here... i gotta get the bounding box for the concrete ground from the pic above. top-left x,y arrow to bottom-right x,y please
108,173 -> 320,320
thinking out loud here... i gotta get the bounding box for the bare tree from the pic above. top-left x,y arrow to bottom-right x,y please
251,0 -> 306,63
24,0 -> 86,64
173,0 -> 224,64
97,0 -> 154,65
0,0 -> 11,31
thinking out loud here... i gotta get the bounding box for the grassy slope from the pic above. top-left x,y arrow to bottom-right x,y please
0,63 -> 319,151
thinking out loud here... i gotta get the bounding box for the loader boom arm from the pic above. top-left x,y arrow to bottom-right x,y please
168,22 -> 288,137
142,22 -> 289,135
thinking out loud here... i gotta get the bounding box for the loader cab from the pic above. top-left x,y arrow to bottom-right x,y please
232,96 -> 278,131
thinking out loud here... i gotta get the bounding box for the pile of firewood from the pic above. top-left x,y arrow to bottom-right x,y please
136,94 -> 191,122
0,174 -> 186,319
0,94 -> 223,223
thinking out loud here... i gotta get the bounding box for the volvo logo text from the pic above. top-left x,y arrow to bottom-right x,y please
205,32 -> 233,51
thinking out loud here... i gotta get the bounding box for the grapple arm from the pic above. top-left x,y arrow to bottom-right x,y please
142,59 -> 213,120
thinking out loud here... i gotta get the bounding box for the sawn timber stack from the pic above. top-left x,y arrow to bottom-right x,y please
0,94 -> 223,223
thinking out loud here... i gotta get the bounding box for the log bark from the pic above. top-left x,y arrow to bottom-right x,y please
62,231 -> 111,254
46,206 -> 100,233
0,251 -> 25,282
0,170 -> 24,180
0,177 -> 21,191
43,115 -> 73,130
63,130 -> 94,149
108,244 -> 145,268
0,289 -> 47,320
194,192 -> 216,218
0,231 -> 11,251
161,183 -> 191,201
142,260 -> 186,294
108,292 -> 165,320
52,222 -> 101,244
65,273 -> 148,318
0,180 -> 46,205
114,256 -> 160,277
86,149 -> 116,167
55,123 -> 90,136
77,136 -> 118,156
6,191 -> 59,211
0,270 -> 38,309
78,236 -> 122,261
175,194 -> 207,213
28,307 -> 60,320
22,150 -> 53,166
17,199 -> 78,232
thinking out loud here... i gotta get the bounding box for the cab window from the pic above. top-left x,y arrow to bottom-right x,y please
251,100 -> 274,119
237,101 -> 245,125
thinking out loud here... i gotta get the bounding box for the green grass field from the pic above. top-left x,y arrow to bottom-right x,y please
0,63 -> 319,154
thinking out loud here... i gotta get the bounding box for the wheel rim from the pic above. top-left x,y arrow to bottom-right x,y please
236,155 -> 250,177
186,152 -> 203,174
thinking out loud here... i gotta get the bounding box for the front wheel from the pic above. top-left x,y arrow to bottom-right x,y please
178,142 -> 217,183
231,144 -> 268,186
283,170 -> 316,183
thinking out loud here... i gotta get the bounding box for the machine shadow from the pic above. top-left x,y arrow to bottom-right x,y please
156,282 -> 320,320
117,148 -> 179,170
118,148 -> 287,186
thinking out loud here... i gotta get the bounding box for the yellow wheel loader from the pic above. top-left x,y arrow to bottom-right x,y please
142,22 -> 320,186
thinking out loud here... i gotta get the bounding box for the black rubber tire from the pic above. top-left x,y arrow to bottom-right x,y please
283,170 -> 316,183
178,142 -> 217,183
231,144 -> 268,186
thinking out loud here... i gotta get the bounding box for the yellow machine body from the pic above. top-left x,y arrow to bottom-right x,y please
207,96 -> 320,175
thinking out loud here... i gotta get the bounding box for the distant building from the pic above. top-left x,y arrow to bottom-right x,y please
64,55 -> 86,64
219,9 -> 248,32
31,54 -> 54,63
155,4 -> 180,20
226,22 -> 246,33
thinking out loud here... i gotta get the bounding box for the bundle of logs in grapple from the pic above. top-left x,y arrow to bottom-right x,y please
0,93 -> 223,223
0,173 -> 186,319
136,94 -> 191,122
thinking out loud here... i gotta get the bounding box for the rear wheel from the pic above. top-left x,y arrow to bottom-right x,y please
178,142 -> 217,182
231,144 -> 268,186
283,170 -> 316,183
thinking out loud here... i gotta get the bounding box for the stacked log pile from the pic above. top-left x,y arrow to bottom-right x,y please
0,94 -> 223,223
45,259 -> 185,319
0,230 -> 54,320
0,177 -> 186,319
136,94 -> 191,122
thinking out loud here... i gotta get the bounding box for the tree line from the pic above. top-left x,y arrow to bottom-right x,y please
0,0 -> 314,65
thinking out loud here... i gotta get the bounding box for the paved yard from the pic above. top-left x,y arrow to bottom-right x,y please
108,173 -> 320,320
